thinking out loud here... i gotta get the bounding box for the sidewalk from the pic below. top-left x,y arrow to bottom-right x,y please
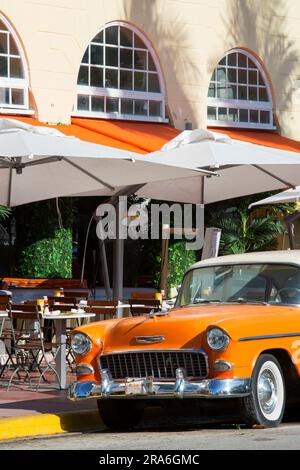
0,385 -> 103,441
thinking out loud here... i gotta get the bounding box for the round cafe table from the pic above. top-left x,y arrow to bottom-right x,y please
43,312 -> 95,390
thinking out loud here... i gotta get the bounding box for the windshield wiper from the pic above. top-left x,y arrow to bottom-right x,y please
229,298 -> 269,306
193,298 -> 222,304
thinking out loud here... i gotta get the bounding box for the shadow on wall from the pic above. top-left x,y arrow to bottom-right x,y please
122,0 -> 199,130
221,0 -> 300,136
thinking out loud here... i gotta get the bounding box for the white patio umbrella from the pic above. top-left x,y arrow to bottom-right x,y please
0,119 -> 214,207
249,187 -> 300,207
136,129 -> 300,204
75,129 -> 300,203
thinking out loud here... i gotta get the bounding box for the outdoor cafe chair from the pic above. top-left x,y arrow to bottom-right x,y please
129,299 -> 161,317
63,291 -> 90,300
6,305 -> 61,390
85,300 -> 118,321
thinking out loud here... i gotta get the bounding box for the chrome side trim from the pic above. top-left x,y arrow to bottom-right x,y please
135,336 -> 165,344
239,332 -> 300,342
100,348 -> 208,356
68,373 -> 251,401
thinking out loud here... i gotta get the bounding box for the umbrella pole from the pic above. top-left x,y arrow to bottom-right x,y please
112,196 -> 125,305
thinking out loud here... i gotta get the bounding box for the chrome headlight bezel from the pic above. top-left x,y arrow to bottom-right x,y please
71,333 -> 92,356
207,327 -> 230,351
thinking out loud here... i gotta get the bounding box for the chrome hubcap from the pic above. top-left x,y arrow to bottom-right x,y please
258,369 -> 278,415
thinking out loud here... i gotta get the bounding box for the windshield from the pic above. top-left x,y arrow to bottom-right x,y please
176,263 -> 300,307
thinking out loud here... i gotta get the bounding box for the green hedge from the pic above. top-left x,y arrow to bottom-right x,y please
18,228 -> 72,278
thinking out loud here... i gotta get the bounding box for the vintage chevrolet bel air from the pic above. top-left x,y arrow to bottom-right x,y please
69,250 -> 300,429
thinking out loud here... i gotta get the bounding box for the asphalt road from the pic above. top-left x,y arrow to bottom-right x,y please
2,422 -> 300,450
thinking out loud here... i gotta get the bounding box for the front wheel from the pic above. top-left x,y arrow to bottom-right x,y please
239,354 -> 285,428
97,399 -> 144,431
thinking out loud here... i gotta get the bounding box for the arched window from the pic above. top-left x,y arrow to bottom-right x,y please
75,22 -> 167,122
0,15 -> 29,111
207,49 -> 274,129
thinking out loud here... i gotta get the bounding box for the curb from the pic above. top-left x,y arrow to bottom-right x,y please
0,409 -> 103,441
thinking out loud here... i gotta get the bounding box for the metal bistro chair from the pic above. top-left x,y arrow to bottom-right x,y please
7,305 -> 61,390
129,299 -> 161,317
0,295 -> 14,380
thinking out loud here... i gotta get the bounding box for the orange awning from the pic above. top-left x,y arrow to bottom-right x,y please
0,114 -> 180,154
209,127 -> 300,154
2,114 -> 300,155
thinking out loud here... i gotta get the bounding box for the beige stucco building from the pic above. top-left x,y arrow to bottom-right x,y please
0,0 -> 300,139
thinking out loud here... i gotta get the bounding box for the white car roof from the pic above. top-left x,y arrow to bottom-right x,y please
189,250 -> 300,271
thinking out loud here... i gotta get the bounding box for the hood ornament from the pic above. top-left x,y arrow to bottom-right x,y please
147,308 -> 170,318
135,335 -> 165,344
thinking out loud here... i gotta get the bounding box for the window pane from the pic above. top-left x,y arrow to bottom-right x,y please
238,85 -> 247,100
91,95 -> 104,112
105,47 -> 118,67
208,84 -> 215,98
238,69 -> 247,84
228,108 -> 238,121
248,70 -> 257,85
207,106 -> 217,120
134,71 -> 146,91
260,110 -> 270,124
227,68 -> 237,83
0,32 -> 7,54
240,109 -> 248,122
9,36 -> 18,55
134,50 -> 146,70
259,73 -> 265,86
248,57 -> 256,69
250,110 -> 259,123
120,28 -> 133,47
218,85 -> 236,99
121,98 -> 134,114
149,100 -> 161,116
91,45 -> 103,65
134,33 -> 146,49
216,67 -> 226,83
120,70 -> 132,90
219,56 -> 226,66
259,87 -> 268,102
106,97 -> 119,113
105,26 -> 118,45
11,88 -> 24,105
10,57 -> 23,78
82,47 -> 89,64
218,107 -> 227,120
148,53 -> 156,71
0,56 -> 8,77
120,48 -> 132,69
0,20 -> 7,32
0,88 -> 9,104
148,73 -> 160,92
249,86 -> 258,101
77,95 -> 89,110
90,66 -> 103,87
105,68 -> 118,88
92,31 -> 103,44
78,66 -> 88,85
238,53 -> 247,67
227,53 -> 237,66
134,99 -> 148,115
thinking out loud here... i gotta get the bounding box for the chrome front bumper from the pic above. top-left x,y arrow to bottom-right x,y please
68,368 -> 251,401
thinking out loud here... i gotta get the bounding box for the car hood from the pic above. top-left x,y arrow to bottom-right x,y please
80,303 -> 300,351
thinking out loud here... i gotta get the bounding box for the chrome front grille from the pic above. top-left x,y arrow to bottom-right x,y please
99,350 -> 208,380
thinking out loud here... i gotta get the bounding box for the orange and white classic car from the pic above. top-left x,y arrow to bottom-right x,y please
69,250 -> 300,429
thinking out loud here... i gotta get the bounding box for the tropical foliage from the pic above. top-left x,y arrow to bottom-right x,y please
0,206 -> 11,221
207,196 -> 293,255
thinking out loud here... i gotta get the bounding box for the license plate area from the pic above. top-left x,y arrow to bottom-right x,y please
125,379 -> 145,396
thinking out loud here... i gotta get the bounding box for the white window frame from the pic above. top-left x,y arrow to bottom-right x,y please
0,14 -> 32,114
73,21 -> 168,123
207,48 -> 275,130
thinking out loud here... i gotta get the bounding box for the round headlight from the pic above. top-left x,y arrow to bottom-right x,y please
207,327 -> 230,351
71,333 -> 92,356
